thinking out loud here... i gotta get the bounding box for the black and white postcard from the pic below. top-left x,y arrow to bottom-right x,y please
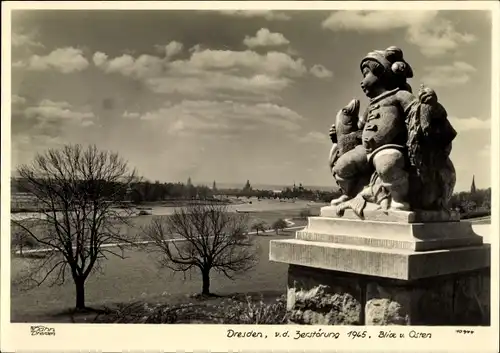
1,1 -> 499,352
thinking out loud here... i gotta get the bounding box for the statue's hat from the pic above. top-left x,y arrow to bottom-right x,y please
360,46 -> 413,79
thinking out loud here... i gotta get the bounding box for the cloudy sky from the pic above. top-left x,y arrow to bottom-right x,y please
10,9 -> 492,191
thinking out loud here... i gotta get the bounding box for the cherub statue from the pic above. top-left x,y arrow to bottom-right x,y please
328,46 -> 457,217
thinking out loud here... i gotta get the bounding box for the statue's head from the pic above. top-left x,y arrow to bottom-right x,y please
335,98 -> 360,136
360,46 -> 413,98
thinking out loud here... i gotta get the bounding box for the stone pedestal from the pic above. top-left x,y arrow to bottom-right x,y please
269,207 -> 491,325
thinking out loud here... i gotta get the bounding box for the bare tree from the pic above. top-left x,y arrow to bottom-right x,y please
144,202 -> 258,296
12,144 -> 139,310
272,219 -> 288,235
251,221 -> 267,236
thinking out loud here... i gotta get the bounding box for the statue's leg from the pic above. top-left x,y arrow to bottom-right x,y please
371,148 -> 410,211
330,176 -> 353,205
331,145 -> 369,205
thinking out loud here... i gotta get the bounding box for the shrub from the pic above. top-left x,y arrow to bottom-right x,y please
220,295 -> 288,324
93,295 -> 288,324
11,227 -> 39,255
94,302 -> 178,323
460,210 -> 491,220
251,221 -> 267,236
272,219 -> 288,234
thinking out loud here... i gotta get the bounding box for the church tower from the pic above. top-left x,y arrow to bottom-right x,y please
470,175 -> 477,194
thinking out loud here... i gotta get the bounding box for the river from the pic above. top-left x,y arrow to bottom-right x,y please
11,199 -> 323,221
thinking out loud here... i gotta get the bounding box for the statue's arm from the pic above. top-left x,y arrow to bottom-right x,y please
396,89 -> 419,116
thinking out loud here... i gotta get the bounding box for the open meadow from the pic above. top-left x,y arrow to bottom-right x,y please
10,201 -> 320,322
11,232 -> 296,323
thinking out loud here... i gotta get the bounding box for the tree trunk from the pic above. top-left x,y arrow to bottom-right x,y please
201,270 -> 210,295
75,277 -> 86,310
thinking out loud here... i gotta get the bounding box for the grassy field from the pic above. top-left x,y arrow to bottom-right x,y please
11,232 -> 295,323
10,206 -> 317,323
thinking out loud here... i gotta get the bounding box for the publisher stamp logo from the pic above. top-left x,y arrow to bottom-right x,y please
30,326 -> 56,336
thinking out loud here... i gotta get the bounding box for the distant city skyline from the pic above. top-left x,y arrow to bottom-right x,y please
10,10 -> 492,192
10,174 -> 488,194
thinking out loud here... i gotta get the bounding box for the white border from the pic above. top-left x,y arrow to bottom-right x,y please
2,2 -> 499,352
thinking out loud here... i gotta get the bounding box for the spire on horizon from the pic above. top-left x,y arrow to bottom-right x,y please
471,175 -> 477,194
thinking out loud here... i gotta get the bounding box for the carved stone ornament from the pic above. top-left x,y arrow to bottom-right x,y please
327,46 -> 457,219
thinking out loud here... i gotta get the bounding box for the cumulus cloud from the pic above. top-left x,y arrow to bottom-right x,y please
11,94 -> 28,115
310,64 -> 333,79
406,19 -> 476,57
449,116 -> 490,133
155,41 -> 184,59
12,61 -> 26,69
421,61 -> 476,87
12,94 -> 27,107
173,49 -> 307,77
96,48 -> 304,81
12,31 -> 44,49
93,52 -> 164,80
24,99 -> 95,125
17,47 -> 89,73
93,51 -> 108,67
219,10 -> 291,21
94,48 -> 307,98
130,100 -> 304,136
322,10 -> 430,32
243,28 -> 290,48
81,120 -> 95,127
123,111 -> 141,119
166,41 -> 183,58
36,99 -> 72,109
322,11 -> 475,57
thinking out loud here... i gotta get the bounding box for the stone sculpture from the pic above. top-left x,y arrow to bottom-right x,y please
328,99 -> 370,205
328,46 -> 457,218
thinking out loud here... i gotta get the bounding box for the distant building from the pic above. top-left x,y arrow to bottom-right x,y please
471,175 -> 477,194
243,180 -> 252,191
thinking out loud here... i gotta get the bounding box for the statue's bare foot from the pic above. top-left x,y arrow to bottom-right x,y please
389,200 -> 410,211
334,194 -> 367,219
379,198 -> 390,212
331,195 -> 351,206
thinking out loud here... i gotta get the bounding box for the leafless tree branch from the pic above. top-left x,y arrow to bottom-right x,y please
12,144 -> 139,309
143,202 -> 257,295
